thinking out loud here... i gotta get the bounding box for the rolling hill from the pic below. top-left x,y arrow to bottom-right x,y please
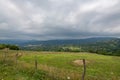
0,37 -> 120,56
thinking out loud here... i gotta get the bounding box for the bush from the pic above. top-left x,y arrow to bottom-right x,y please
0,44 -> 19,50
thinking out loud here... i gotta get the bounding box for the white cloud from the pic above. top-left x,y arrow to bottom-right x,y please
0,0 -> 120,40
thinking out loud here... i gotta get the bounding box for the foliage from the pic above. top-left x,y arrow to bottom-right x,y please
0,44 -> 19,50
22,39 -> 120,56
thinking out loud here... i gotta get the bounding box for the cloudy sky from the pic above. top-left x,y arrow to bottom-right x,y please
0,0 -> 120,40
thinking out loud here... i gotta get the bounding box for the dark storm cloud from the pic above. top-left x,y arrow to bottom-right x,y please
0,0 -> 120,40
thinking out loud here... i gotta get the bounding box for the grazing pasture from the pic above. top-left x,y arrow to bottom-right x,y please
0,50 -> 120,80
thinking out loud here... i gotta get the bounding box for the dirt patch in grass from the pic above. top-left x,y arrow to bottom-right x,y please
72,59 -> 89,66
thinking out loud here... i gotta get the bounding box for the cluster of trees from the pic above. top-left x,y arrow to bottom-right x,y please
81,39 -> 120,56
0,44 -> 19,50
22,39 -> 120,56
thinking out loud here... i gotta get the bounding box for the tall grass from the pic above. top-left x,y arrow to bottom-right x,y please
0,50 -> 120,80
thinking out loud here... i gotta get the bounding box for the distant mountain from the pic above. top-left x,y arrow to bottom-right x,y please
0,37 -> 118,47
20,37 -> 118,46
0,37 -> 120,56
0,39 -> 34,46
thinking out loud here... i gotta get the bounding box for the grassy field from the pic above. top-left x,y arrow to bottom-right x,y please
0,50 -> 120,80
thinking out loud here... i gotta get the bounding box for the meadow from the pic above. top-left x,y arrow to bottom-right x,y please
0,50 -> 120,80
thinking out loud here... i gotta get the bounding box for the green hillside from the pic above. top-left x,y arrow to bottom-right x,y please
21,38 -> 120,56
0,50 -> 120,80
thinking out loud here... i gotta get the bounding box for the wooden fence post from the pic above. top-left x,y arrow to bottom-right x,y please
82,59 -> 86,80
3,48 -> 9,63
35,57 -> 38,70
15,51 -> 18,65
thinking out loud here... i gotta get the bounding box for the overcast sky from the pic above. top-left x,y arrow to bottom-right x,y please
0,0 -> 120,40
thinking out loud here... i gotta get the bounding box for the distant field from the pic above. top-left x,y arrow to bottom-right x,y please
0,50 -> 120,80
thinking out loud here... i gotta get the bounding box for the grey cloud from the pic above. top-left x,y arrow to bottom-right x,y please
0,0 -> 120,40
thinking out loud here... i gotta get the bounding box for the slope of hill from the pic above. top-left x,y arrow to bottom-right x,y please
0,37 -> 117,45
0,51 -> 120,80
22,37 -> 117,46
0,37 -> 120,56
22,37 -> 120,56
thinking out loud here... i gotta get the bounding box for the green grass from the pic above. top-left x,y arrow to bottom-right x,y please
0,50 -> 120,80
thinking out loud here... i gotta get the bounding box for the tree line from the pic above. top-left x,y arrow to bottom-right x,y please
0,44 -> 19,50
